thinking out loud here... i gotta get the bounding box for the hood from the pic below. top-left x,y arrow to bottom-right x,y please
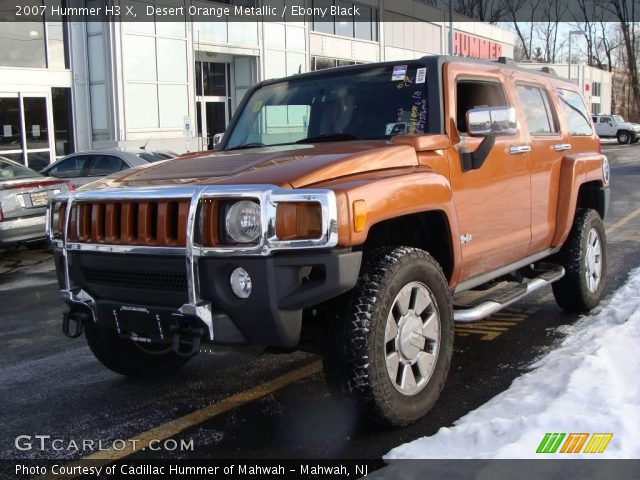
84,141 -> 419,191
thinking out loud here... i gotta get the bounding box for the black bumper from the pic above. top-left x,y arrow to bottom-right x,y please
55,249 -> 362,347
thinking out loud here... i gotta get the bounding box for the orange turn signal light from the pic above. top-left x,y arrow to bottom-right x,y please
276,202 -> 322,240
353,200 -> 366,233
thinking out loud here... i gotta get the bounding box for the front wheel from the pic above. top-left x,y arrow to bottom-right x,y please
552,209 -> 607,313
323,247 -> 453,427
85,326 -> 191,377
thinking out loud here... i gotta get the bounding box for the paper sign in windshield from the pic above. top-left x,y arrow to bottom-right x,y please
392,65 -> 407,81
416,68 -> 427,84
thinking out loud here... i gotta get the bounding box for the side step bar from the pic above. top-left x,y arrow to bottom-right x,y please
453,265 -> 565,323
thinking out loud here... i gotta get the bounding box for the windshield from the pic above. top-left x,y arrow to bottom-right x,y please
613,115 -> 625,124
225,64 -> 430,150
0,157 -> 41,180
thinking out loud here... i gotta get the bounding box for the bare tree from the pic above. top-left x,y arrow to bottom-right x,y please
453,0 -> 507,23
602,0 -> 640,118
505,0 -> 542,60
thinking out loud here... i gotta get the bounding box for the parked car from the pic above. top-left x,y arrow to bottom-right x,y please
41,150 -> 150,188
0,156 -> 72,248
48,56 -> 609,427
592,114 -> 640,144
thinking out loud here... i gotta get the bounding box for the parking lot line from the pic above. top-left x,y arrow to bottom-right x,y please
43,361 -> 323,479
606,206 -> 640,236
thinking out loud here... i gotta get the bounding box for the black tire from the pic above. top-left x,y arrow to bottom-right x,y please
617,130 -> 631,144
552,209 -> 607,313
85,326 -> 191,378
25,239 -> 50,250
323,247 -> 453,427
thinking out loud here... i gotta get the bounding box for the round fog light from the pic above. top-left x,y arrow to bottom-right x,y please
230,267 -> 252,299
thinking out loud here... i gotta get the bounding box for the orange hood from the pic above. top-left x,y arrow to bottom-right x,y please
84,141 -> 419,191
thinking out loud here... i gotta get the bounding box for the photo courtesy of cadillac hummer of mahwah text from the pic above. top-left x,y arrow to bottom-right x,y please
48,56 -> 610,427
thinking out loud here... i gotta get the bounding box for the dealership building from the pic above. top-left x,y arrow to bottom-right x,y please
1,0 -> 533,171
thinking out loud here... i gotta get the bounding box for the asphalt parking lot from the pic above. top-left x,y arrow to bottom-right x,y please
1,144 -> 639,464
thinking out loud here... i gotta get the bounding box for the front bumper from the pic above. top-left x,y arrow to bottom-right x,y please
55,249 -> 362,347
0,214 -> 46,246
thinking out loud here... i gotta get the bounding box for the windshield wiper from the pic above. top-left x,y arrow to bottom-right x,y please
296,133 -> 360,144
227,142 -> 265,151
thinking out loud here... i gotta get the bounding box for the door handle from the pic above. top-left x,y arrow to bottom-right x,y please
509,145 -> 531,154
554,143 -> 571,152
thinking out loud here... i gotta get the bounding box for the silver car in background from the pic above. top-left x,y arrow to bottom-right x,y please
40,150 -> 158,188
0,157 -> 72,248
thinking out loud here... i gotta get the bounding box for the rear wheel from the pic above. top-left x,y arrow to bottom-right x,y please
85,325 -> 191,377
323,247 -> 453,427
552,209 -> 607,313
617,130 -> 631,144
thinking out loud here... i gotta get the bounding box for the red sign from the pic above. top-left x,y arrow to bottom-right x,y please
454,32 -> 503,60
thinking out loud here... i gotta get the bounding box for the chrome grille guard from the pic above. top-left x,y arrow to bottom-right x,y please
46,184 -> 339,341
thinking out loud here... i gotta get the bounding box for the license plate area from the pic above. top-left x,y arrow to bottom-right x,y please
99,303 -> 182,343
29,191 -> 49,207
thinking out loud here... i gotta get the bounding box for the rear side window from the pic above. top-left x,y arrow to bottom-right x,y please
86,155 -> 126,176
557,89 -> 592,136
516,85 -> 558,135
48,156 -> 88,178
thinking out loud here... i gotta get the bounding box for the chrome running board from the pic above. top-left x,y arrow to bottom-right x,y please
453,265 -> 565,323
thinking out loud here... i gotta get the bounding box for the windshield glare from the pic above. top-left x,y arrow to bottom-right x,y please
226,64 -> 429,150
613,115 -> 625,124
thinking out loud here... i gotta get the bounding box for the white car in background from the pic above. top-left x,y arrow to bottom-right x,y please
592,114 -> 640,144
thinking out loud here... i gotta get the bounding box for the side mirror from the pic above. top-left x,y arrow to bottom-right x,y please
212,132 -> 225,147
466,106 -> 518,136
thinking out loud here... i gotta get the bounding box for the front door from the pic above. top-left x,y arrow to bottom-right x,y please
446,64 -> 532,282
0,93 -> 53,171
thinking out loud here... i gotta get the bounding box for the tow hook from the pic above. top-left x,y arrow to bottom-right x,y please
169,324 -> 205,357
62,310 -> 90,338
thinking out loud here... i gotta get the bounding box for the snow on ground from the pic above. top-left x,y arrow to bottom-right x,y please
387,267 -> 640,459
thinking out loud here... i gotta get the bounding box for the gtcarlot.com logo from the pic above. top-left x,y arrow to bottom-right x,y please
536,433 -> 613,454
15,435 -> 194,452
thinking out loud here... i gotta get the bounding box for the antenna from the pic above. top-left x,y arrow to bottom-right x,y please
141,138 -> 150,150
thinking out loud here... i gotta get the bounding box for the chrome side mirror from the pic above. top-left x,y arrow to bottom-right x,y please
212,133 -> 225,147
466,106 -> 518,136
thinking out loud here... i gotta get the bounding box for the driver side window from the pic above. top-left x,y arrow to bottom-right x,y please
456,80 -> 508,133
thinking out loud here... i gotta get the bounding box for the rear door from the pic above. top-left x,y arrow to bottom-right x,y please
513,81 -> 566,254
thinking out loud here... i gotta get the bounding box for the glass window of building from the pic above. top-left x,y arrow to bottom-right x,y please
0,22 -> 46,68
0,98 -> 22,152
312,57 -> 360,71
52,88 -> 74,156
312,0 -> 378,41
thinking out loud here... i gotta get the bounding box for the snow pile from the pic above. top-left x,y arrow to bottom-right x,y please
387,267 -> 640,459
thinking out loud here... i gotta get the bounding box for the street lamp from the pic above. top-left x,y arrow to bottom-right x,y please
568,30 -> 585,82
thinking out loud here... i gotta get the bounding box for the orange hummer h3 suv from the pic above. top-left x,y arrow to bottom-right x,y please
48,56 -> 610,426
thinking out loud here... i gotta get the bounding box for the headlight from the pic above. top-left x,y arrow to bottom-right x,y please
225,200 -> 261,243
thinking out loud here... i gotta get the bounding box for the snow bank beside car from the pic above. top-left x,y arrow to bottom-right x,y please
386,267 -> 640,459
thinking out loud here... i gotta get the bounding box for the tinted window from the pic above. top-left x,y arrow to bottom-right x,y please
86,155 -> 126,176
558,89 -> 592,136
0,158 -> 41,180
516,85 -> 557,134
47,156 -> 89,178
